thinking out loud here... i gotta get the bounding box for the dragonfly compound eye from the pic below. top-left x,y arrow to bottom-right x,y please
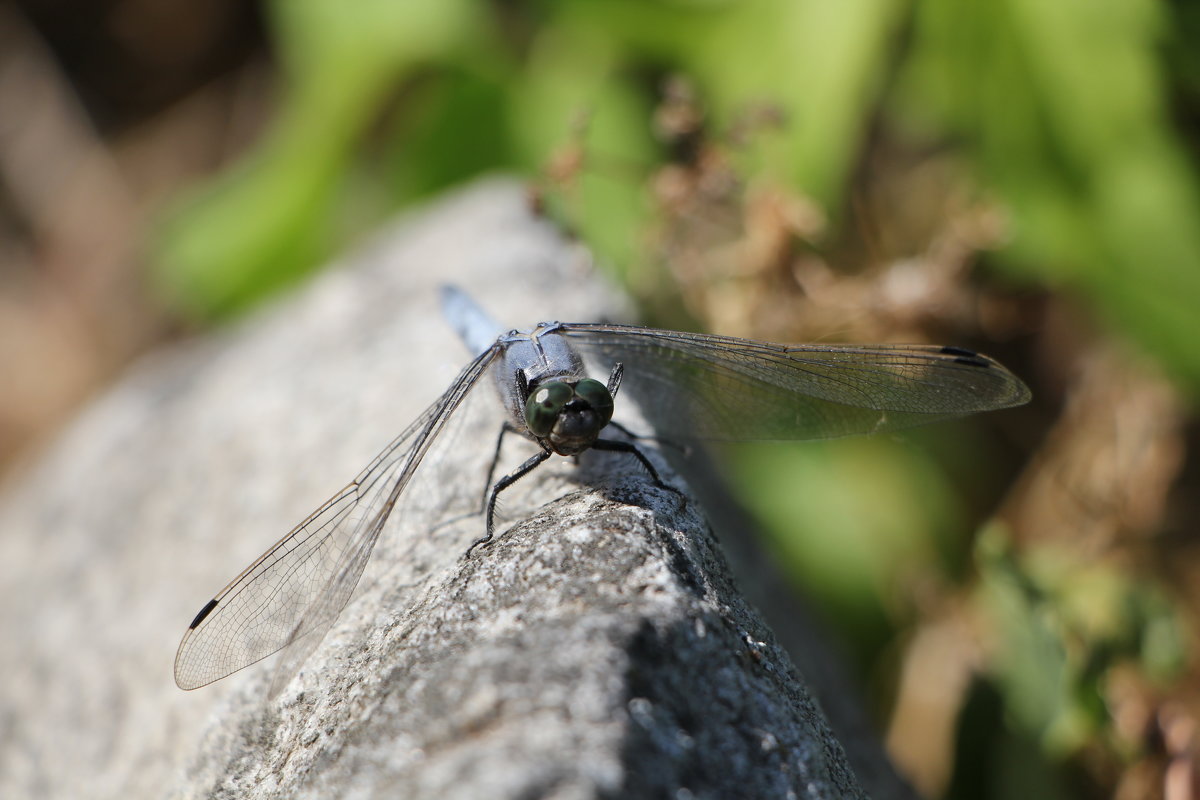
572,378 -> 614,425
525,381 -> 574,437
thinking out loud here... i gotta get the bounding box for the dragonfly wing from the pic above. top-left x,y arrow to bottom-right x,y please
173,346 -> 498,691
561,324 -> 1030,440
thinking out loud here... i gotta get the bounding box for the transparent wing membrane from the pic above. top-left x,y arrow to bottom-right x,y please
174,348 -> 497,690
562,324 -> 1030,440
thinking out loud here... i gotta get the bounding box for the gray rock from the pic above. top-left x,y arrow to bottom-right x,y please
0,179 -> 900,799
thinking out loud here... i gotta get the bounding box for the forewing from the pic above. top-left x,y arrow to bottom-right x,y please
561,324 -> 1030,440
174,347 -> 498,691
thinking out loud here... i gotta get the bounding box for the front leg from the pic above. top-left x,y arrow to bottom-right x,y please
599,364 -> 690,459
590,438 -> 685,503
465,448 -> 552,558
478,422 -> 520,515
605,362 -> 624,397
604,420 -> 691,458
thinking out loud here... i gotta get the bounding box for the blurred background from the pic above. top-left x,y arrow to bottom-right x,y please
1,0 -> 1197,797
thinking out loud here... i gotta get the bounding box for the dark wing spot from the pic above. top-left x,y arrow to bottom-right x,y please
940,346 -> 991,368
188,598 -> 219,629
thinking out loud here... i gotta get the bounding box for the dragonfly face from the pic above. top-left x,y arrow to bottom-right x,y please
524,378 -> 615,456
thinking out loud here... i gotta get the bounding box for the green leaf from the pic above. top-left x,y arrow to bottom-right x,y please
901,0 -> 1200,393
152,0 -> 479,319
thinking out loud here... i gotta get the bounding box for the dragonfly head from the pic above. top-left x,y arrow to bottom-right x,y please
524,378 -> 614,456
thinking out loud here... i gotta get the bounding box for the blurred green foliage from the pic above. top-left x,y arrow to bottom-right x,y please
976,525 -> 1185,755
151,1 -> 1198,795
151,0 -> 920,318
154,0 -> 1200,389
727,434 -> 974,664
900,0 -> 1200,392
155,0 -> 481,316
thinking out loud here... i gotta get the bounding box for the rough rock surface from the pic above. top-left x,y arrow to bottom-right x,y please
0,179 -> 908,798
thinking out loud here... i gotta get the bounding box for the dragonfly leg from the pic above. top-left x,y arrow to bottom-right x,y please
603,366 -> 689,456
466,448 -> 552,557
590,438 -> 686,502
605,362 -> 624,396
478,422 -> 520,514
604,420 -> 691,458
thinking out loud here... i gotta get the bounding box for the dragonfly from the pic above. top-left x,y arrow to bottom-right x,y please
174,285 -> 1030,691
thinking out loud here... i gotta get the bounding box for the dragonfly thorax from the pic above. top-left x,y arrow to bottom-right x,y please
524,378 -> 614,456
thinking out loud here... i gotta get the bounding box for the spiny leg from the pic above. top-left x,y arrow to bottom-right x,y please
590,438 -> 686,502
478,422 -> 520,514
427,422 -> 522,537
603,362 -> 688,457
605,362 -> 624,396
604,420 -> 691,458
465,448 -> 552,558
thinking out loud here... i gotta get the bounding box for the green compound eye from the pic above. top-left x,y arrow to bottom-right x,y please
525,381 -> 574,437
572,378 -> 614,425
